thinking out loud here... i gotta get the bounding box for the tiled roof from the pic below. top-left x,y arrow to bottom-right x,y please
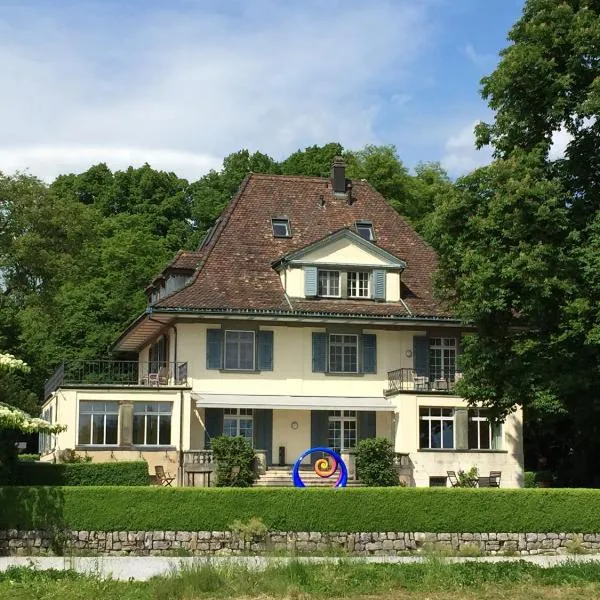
155,173 -> 449,319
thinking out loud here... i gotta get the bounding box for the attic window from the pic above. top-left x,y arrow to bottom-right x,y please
272,218 -> 291,238
356,221 -> 374,241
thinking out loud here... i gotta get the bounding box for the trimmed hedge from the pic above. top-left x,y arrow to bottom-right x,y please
12,461 -> 149,486
1,487 -> 600,533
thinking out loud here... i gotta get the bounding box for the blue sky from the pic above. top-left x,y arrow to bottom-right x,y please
0,0 -> 525,181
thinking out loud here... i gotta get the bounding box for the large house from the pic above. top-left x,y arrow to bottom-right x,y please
41,159 -> 524,487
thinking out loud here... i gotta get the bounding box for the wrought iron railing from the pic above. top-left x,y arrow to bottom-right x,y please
386,368 -> 461,395
44,360 -> 189,398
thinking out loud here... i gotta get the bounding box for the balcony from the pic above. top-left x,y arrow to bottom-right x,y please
44,360 -> 189,399
386,368 -> 461,396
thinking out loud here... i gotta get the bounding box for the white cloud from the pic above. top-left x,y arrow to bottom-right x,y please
0,1 -> 433,181
463,43 -> 496,68
441,121 -> 492,176
548,127 -> 572,161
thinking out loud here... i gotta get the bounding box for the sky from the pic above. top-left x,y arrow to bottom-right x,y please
0,0 -> 526,182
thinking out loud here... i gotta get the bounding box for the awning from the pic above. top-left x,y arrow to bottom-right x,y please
192,393 -> 395,411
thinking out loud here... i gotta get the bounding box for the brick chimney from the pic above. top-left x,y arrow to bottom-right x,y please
331,156 -> 346,194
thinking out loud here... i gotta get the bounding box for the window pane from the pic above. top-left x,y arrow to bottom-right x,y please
430,421 -> 441,448
419,419 -> 429,449
92,414 -> 105,444
479,421 -> 491,449
223,418 -> 237,437
146,415 -> 158,445
105,414 -> 118,445
79,401 -> 93,414
105,402 -> 119,414
159,415 -> 171,445
133,415 -> 145,444
78,415 -> 91,444
442,421 -> 453,448
492,423 -> 502,450
468,419 -> 478,449
239,418 -> 253,442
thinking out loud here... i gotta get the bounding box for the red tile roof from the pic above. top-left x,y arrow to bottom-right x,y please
155,173 -> 450,319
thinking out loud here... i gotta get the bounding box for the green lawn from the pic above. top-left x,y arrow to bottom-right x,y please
2,560 -> 600,600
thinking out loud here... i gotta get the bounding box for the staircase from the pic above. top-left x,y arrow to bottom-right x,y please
255,465 -> 363,487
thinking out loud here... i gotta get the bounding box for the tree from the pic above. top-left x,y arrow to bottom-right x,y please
430,0 -> 600,485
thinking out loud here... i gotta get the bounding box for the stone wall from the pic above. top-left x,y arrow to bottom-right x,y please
1,530 -> 598,556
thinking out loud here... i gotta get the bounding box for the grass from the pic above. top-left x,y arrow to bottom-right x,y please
2,560 -> 600,599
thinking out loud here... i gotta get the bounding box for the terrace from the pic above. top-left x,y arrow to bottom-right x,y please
386,368 -> 461,396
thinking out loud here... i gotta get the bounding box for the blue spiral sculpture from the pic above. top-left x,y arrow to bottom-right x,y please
292,447 -> 348,488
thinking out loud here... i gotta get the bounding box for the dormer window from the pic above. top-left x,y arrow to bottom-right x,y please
318,270 -> 340,297
272,218 -> 291,238
347,271 -> 370,298
355,221 -> 374,241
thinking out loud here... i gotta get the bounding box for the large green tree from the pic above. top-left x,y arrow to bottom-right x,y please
430,0 -> 600,484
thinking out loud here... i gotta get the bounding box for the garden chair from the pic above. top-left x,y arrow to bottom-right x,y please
447,470 -> 459,487
155,465 -> 175,486
489,471 -> 501,487
478,476 -> 491,487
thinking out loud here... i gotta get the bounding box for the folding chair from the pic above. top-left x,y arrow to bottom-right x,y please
155,465 -> 175,486
489,471 -> 501,487
447,470 -> 459,487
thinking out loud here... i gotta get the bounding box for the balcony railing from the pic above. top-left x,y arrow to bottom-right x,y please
386,368 -> 461,395
44,360 -> 189,399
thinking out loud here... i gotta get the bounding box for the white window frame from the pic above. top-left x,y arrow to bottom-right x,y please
429,337 -> 457,381
78,401 -> 119,446
328,333 -> 359,373
224,330 -> 256,371
347,271 -> 370,298
133,402 -> 173,446
419,407 -> 454,449
223,408 -> 254,443
328,410 -> 357,452
468,409 -> 502,450
271,218 -> 290,237
317,270 -> 341,298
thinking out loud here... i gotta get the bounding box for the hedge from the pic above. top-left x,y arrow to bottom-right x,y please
11,461 -> 149,486
2,487 -> 600,533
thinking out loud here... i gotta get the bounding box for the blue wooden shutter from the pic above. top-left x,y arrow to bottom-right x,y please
206,329 -> 223,369
358,411 -> 376,441
362,334 -> 377,374
257,330 -> 273,371
312,332 -> 327,372
304,266 -> 317,297
373,269 -> 386,300
204,408 -> 223,449
254,409 -> 273,465
413,335 -> 429,378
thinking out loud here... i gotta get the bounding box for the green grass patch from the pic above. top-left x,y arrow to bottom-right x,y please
2,561 -> 600,599
2,486 -> 600,533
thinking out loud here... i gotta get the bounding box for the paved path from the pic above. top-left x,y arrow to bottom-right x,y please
1,555 -> 600,581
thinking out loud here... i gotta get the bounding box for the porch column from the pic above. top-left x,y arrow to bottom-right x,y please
119,401 -> 134,447
454,408 -> 469,450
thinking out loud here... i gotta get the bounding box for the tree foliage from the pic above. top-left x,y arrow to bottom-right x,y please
429,0 -> 600,484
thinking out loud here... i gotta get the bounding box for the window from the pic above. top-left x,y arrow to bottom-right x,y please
347,271 -> 370,298
133,402 -> 172,446
328,410 -> 357,452
419,407 -> 454,449
223,408 -> 253,443
329,334 -> 358,373
271,218 -> 290,237
318,270 -> 340,297
429,338 -> 457,381
39,406 -> 55,454
224,330 -> 255,370
78,401 -> 119,445
149,335 -> 168,372
468,409 -> 502,450
355,221 -> 374,241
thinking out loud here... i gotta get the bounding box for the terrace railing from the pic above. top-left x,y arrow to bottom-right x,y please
44,360 -> 189,399
386,368 -> 461,395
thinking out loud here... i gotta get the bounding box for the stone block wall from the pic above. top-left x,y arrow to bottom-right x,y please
1,529 -> 598,557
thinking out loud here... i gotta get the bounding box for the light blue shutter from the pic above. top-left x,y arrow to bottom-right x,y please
373,269 -> 386,300
304,266 -> 317,297
206,329 -> 223,370
257,330 -> 274,371
362,334 -> 377,374
312,332 -> 327,372
413,335 -> 429,378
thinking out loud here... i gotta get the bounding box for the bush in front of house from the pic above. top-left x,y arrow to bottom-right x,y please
12,460 -> 149,486
3,487 -> 600,534
211,436 -> 256,487
17,454 -> 40,462
524,471 -> 536,488
355,437 -> 399,486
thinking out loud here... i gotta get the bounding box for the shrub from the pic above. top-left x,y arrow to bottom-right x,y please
18,454 -> 40,462
12,461 -> 149,486
524,471 -> 536,488
456,467 -> 478,488
355,437 -> 398,486
3,487 -> 600,533
211,436 -> 255,487
58,449 -> 91,463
